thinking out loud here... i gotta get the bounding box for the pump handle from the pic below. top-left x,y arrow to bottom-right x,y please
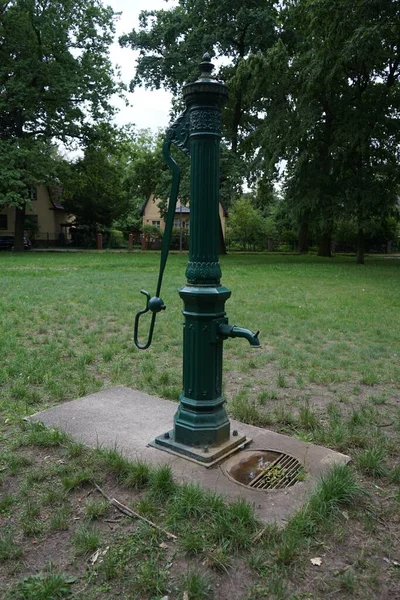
133,109 -> 190,350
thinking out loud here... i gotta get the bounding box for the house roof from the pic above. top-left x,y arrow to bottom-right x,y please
48,186 -> 65,211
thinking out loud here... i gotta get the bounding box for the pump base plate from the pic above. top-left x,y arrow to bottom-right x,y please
150,430 -> 250,466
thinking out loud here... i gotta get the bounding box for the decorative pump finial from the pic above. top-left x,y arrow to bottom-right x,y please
199,52 -> 214,79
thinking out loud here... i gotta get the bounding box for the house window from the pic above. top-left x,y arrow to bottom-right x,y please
174,219 -> 181,228
28,185 -> 37,201
0,215 -> 7,230
152,220 -> 161,228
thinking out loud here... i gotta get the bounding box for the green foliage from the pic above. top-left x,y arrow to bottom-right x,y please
227,196 -> 267,250
0,0 -> 121,246
142,224 -> 163,249
121,1 -> 278,203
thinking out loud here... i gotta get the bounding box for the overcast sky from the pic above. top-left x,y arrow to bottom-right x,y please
108,0 -> 176,133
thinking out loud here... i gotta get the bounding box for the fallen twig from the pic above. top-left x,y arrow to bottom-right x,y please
94,483 -> 177,540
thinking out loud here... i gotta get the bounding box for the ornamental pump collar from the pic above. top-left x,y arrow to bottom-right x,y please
134,54 -> 260,463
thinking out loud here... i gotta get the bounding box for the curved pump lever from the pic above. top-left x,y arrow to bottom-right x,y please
133,291 -> 166,350
134,109 -> 190,350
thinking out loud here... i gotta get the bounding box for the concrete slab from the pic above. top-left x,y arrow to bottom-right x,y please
29,387 -> 350,524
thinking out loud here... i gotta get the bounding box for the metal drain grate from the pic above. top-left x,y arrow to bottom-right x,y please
249,452 -> 303,490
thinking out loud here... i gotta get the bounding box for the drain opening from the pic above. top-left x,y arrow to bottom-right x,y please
226,450 -> 304,490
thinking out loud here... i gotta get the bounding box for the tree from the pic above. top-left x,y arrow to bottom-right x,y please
0,0 -> 121,249
244,0 -> 400,262
120,0 -> 278,202
61,148 -> 129,233
228,196 -> 267,250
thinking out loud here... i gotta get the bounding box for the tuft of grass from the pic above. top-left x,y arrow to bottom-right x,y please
7,570 -> 76,599
84,499 -> 109,521
96,448 -> 150,489
149,464 -> 176,500
72,524 -> 101,556
204,545 -> 231,572
355,445 -> 387,478
49,507 -> 71,532
257,389 -> 278,404
298,402 -> 319,431
20,501 -> 43,537
180,527 -> 205,555
389,465 -> 400,484
289,465 -> 364,538
0,531 -> 23,561
0,452 -> 32,475
61,469 -> 93,492
209,498 -> 258,551
230,392 -> 270,426
123,460 -> 151,489
168,483 -> 208,523
177,570 -> 212,600
134,557 -> 169,598
0,493 -> 16,514
21,422 -> 69,447
277,372 -> 288,388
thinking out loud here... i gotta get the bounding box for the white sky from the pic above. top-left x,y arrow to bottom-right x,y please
108,0 -> 176,133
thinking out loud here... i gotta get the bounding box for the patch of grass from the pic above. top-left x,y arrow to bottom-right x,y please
0,531 -> 23,561
84,499 -> 109,521
96,448 -> 150,489
134,557 -> 169,598
72,524 -> 101,556
288,465 -> 364,538
204,545 -> 232,572
21,422 -> 69,447
180,527 -> 206,555
177,570 -> 212,600
0,452 -> 32,475
257,389 -> 278,404
230,391 -> 270,426
209,498 -> 258,551
368,393 -> 387,405
298,402 -> 319,431
149,464 -> 176,500
20,501 -> 43,537
277,372 -> 288,388
61,469 -> 93,492
389,465 -> 400,484
0,493 -> 17,514
49,507 -> 71,532
7,570 -> 76,600
355,445 -> 388,477
168,483 -> 208,523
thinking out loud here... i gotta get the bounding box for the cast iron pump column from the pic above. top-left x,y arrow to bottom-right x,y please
134,54 -> 260,464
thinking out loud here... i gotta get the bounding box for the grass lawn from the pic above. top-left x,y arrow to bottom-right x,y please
0,250 -> 399,599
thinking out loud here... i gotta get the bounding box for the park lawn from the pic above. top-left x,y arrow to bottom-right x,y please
0,250 -> 399,600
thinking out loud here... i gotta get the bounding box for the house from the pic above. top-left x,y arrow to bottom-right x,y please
141,195 -> 227,239
0,185 -> 72,246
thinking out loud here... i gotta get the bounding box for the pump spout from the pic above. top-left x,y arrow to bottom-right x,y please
219,323 -> 260,347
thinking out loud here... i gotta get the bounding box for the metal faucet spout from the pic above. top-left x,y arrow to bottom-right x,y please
219,323 -> 261,347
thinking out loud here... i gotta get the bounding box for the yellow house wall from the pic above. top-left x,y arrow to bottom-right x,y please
143,195 -> 166,231
142,195 -> 227,238
0,185 -> 70,239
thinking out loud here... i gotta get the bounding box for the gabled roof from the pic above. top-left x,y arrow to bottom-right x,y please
48,186 -> 65,211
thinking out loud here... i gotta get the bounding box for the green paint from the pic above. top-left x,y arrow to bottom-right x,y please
135,54 -> 259,452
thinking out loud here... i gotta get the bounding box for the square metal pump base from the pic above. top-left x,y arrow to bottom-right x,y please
150,430 -> 250,467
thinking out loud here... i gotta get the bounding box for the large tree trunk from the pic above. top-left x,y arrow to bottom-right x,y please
318,230 -> 332,257
14,205 -> 26,252
298,222 -> 309,253
357,227 -> 365,264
